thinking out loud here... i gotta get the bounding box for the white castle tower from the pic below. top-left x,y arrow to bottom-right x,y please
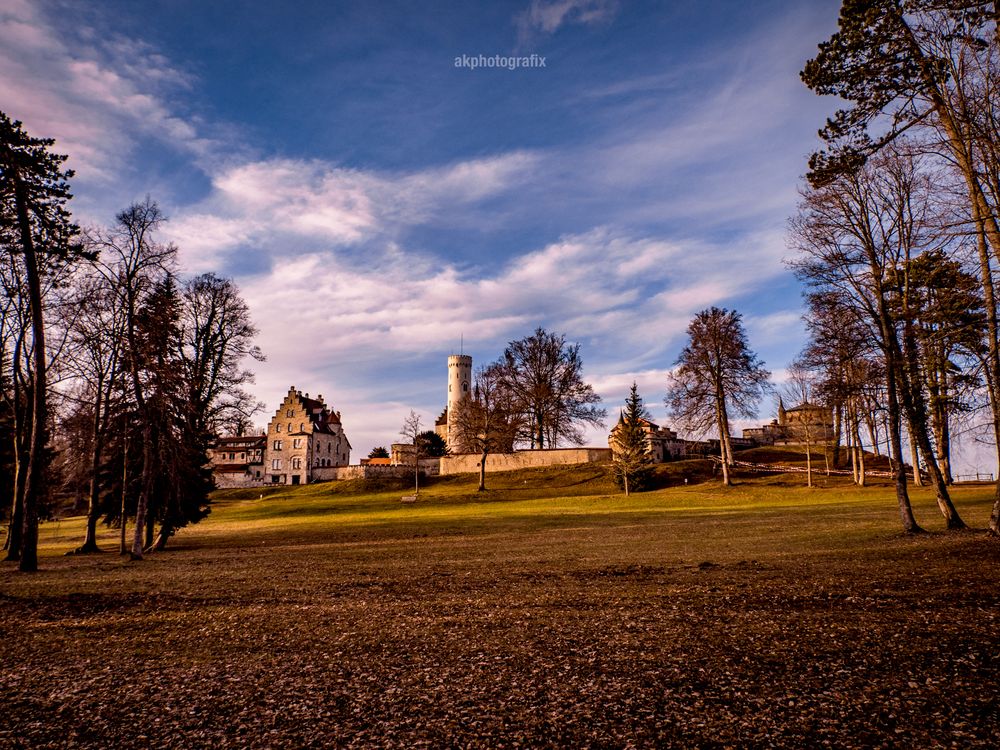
446,354 -> 472,447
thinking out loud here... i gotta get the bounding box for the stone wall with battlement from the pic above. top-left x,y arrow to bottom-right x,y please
439,448 -> 612,476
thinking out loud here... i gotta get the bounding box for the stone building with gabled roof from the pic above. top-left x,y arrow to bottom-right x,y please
265,387 -> 351,485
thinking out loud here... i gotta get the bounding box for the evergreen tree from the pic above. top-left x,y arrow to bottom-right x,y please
0,111 -> 86,571
417,430 -> 448,457
611,383 -> 654,496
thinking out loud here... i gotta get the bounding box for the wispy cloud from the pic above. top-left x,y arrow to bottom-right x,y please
161,151 -> 539,272
0,0 -> 216,195
515,0 -> 619,42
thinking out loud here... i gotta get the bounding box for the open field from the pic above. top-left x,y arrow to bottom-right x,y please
1,464 -> 999,748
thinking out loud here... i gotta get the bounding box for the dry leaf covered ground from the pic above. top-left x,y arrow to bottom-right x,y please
1,464 -> 998,748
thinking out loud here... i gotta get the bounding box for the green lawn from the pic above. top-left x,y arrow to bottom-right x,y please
2,464 -> 998,747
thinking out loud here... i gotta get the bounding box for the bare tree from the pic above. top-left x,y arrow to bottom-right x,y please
784,362 -> 821,488
666,307 -> 770,486
802,2 -> 1000,531
399,410 -> 424,495
495,328 -> 605,449
92,198 -> 176,559
789,146 -> 966,531
64,268 -> 126,553
450,364 -> 522,492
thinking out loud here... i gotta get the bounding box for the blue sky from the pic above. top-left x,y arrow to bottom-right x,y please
1,0 -> 857,457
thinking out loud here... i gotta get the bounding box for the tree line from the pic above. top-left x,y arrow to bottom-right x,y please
792,0 -> 1000,535
1,112 -> 262,572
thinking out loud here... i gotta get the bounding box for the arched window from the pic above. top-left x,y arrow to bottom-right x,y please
462,381 -> 469,392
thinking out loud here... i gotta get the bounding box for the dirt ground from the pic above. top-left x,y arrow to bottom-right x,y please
1,474 -> 998,748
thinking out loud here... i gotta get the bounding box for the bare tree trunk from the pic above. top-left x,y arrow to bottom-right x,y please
131,425 -> 154,558
832,403 -> 842,469
12,169 -> 47,573
805,435 -> 813,488
877,302 -> 922,533
478,450 -> 487,492
4,380 -> 27,559
886,368 -> 921,533
119,435 -> 128,555
864,411 -> 880,457
971,208 -> 1000,535
151,522 -> 172,552
715,392 -> 732,486
896,316 -> 963,528
848,418 -> 858,484
4,464 -> 24,558
75,382 -> 104,554
909,424 -> 923,487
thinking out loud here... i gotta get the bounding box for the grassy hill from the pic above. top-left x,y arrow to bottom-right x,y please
2,464 -> 998,747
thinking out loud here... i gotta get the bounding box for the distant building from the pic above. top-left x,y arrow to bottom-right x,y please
742,398 -> 835,446
608,416 -> 687,462
264,387 -> 351,485
208,434 -> 265,488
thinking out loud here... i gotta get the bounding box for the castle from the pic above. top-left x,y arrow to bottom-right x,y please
742,398 -> 835,446
208,355 -> 838,489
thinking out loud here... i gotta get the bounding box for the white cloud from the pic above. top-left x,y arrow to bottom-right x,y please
0,0 -> 211,184
515,0 -> 619,38
162,151 -> 539,271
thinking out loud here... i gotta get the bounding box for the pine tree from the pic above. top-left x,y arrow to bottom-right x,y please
611,383 -> 654,496
0,111 -> 86,571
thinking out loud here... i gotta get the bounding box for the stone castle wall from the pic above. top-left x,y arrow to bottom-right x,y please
439,448 -> 612,476
312,459 -> 441,482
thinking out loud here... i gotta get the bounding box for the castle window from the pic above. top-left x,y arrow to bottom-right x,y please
271,459 -> 282,470
463,381 -> 468,392
287,409 -> 294,417
275,423 -> 282,432
287,422 -> 292,433
293,438 -> 303,449
292,458 -> 301,470
273,440 -> 282,451
300,422 -> 304,432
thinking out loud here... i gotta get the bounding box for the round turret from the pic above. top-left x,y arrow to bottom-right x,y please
446,354 -> 473,447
